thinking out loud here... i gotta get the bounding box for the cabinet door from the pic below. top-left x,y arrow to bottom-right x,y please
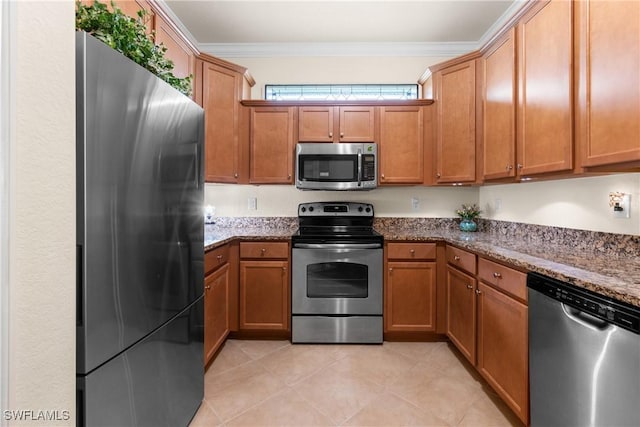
154,14 -> 194,80
446,265 -> 476,364
477,281 -> 528,425
204,264 -> 229,365
517,0 -> 573,175
202,61 -> 241,182
577,0 -> 640,167
339,106 -> 375,142
385,262 -> 436,332
435,60 -> 477,183
298,107 -> 334,142
240,260 -> 289,331
379,106 -> 424,184
482,28 -> 517,180
249,107 -> 295,184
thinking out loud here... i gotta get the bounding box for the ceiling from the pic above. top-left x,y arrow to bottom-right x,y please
162,0 -> 523,57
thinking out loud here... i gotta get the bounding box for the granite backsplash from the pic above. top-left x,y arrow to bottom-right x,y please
209,216 -> 639,258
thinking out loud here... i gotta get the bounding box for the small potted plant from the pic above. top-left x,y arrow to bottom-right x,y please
455,203 -> 481,232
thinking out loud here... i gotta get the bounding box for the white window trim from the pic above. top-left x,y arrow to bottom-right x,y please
0,1 -> 14,424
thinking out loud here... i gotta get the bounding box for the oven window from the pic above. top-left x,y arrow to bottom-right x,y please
306,262 -> 368,298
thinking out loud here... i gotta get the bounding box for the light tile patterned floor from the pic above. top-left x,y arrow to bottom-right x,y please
190,340 -> 524,427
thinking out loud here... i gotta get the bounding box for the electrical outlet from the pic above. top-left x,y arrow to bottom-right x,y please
611,193 -> 630,218
494,198 -> 502,213
248,197 -> 257,211
411,197 -> 420,211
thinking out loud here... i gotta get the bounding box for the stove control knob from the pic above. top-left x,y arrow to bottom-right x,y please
309,206 -> 314,212
301,207 -> 306,213
358,206 -> 364,212
365,207 -> 371,213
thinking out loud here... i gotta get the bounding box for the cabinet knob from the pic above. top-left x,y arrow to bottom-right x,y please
261,248 -> 266,255
506,164 -> 513,170
340,132 -> 344,138
466,285 -> 473,290
454,255 -> 461,261
389,267 -> 393,272
288,174 -> 291,180
205,285 -> 211,291
517,164 -> 523,170
381,174 -> 385,179
436,173 -> 441,179
493,272 -> 502,278
282,267 -> 286,271
410,249 -> 415,254
216,255 -> 223,263
475,289 -> 482,295
329,132 -> 333,138
234,172 -> 239,178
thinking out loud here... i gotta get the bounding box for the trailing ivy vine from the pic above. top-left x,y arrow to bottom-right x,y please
75,0 -> 192,96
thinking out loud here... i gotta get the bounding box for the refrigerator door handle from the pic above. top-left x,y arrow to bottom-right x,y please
77,244 -> 83,327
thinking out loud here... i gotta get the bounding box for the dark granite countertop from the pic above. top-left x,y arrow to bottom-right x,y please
204,220 -> 640,308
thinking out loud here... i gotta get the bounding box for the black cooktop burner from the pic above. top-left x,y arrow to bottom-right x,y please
292,202 -> 383,245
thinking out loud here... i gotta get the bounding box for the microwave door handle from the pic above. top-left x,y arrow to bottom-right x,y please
357,149 -> 362,187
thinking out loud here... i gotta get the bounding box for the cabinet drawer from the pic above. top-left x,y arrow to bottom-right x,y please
478,258 -> 527,302
387,242 -> 436,260
240,241 -> 289,259
446,245 -> 477,274
205,244 -> 230,275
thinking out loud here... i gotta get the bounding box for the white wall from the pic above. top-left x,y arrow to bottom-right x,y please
479,174 -> 640,235
208,173 -> 640,236
225,56 -> 448,99
7,1 -> 75,425
206,184 -> 478,218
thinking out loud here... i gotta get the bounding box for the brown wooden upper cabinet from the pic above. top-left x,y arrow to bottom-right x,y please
434,59 -> 478,184
576,0 -> 640,169
154,14 -> 195,81
298,106 -> 375,143
378,106 -> 424,184
481,28 -> 517,181
249,107 -> 296,184
516,0 -> 573,176
198,59 -> 246,183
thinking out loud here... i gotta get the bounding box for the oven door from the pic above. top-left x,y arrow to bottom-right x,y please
292,243 -> 383,315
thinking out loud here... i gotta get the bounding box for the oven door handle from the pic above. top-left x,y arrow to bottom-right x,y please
294,243 -> 382,250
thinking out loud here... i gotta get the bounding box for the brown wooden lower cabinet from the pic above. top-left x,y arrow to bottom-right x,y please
445,264 -> 477,364
204,263 -> 230,366
477,281 -> 529,424
385,261 -> 436,332
239,259 -> 289,331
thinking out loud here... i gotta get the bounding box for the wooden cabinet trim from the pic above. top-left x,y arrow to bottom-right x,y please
445,245 -> 477,275
478,257 -> 527,303
205,244 -> 230,275
240,241 -> 289,259
387,242 -> 436,260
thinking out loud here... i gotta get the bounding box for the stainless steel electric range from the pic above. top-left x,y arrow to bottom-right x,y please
291,202 -> 383,343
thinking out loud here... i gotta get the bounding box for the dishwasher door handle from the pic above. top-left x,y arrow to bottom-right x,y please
561,303 -> 612,332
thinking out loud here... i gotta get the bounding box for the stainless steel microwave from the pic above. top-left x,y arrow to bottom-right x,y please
295,143 -> 377,190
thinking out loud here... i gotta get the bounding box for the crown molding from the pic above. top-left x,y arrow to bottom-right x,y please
198,41 -> 479,59
153,0 -> 201,54
477,0 -> 529,47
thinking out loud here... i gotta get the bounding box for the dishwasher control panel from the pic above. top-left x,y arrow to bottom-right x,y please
528,272 -> 640,334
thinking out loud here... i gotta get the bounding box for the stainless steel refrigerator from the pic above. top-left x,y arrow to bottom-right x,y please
76,32 -> 205,427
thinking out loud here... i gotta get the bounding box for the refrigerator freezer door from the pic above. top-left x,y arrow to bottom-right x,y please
77,297 -> 204,427
76,32 -> 204,374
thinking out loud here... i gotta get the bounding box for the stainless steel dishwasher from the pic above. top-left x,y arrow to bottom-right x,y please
528,272 -> 640,427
